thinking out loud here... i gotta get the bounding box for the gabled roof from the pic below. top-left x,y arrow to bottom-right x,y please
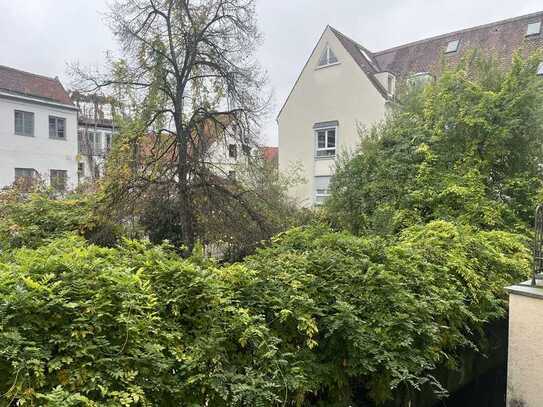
329,27 -> 389,99
278,11 -> 543,122
0,65 -> 74,106
373,10 -> 543,79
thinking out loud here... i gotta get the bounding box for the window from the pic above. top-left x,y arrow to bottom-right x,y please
318,45 -> 339,67
228,144 -> 237,159
15,168 -> 37,180
538,62 -> 543,76
87,131 -> 103,154
77,163 -> 85,179
387,75 -> 394,93
14,167 -> 38,189
527,21 -> 541,36
445,39 -> 460,53
314,176 -> 331,205
50,169 -> 68,192
407,72 -> 434,88
14,110 -> 34,137
314,122 -> 337,158
49,116 -> 66,139
105,133 -> 112,151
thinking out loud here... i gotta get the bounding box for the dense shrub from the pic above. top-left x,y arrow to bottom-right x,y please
0,189 -> 122,251
327,53 -> 543,236
0,222 -> 530,405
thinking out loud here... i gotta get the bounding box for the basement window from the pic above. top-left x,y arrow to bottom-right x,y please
526,21 -> 541,37
445,39 -> 460,54
318,45 -> 339,67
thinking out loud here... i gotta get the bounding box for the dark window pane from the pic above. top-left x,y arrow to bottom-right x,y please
317,131 -> 326,148
14,111 -> 23,135
327,129 -> 336,148
49,117 -> 56,138
57,118 -> 65,138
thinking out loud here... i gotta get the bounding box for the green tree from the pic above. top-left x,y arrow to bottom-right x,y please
327,53 -> 543,236
72,0 -> 269,253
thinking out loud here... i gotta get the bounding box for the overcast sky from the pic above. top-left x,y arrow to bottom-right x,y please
1,0 -> 541,145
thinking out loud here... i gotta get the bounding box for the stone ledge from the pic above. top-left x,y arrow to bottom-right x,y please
506,280 -> 543,300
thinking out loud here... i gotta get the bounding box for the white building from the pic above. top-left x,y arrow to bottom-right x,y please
278,11 -> 543,206
0,65 -> 78,190
71,92 -> 117,182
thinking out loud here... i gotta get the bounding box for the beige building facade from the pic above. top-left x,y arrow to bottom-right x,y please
506,282 -> 543,407
278,12 -> 543,206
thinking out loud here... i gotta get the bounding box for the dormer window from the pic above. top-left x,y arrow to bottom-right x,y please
318,45 -> 339,67
445,40 -> 460,54
407,72 -> 434,87
526,21 -> 541,37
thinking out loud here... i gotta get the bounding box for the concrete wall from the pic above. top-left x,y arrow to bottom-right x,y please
277,26 -> 387,206
0,95 -> 78,188
506,283 -> 543,407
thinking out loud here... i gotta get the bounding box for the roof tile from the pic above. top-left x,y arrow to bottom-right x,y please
0,65 -> 73,106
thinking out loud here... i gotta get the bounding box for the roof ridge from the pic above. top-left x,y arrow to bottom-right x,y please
0,64 -> 60,83
329,26 -> 373,55
374,10 -> 543,56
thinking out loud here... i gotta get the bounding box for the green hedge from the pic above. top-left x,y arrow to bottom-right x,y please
0,222 -> 530,405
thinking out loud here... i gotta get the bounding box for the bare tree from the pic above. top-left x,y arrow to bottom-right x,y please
72,0 -> 269,252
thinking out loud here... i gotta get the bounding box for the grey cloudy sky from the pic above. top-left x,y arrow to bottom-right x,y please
1,0 -> 541,145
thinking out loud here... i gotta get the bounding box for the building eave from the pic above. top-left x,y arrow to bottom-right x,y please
0,91 -> 79,112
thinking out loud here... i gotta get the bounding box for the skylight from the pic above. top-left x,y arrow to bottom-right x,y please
445,40 -> 460,54
526,21 -> 542,36
318,46 -> 339,67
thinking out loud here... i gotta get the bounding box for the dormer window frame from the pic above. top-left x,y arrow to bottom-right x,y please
317,44 -> 340,69
445,39 -> 460,54
526,21 -> 542,37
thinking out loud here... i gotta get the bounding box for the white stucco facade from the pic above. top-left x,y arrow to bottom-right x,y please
278,27 -> 389,206
0,94 -> 78,189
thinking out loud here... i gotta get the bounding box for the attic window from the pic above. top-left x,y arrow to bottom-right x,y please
318,45 -> 339,67
526,21 -> 541,37
407,72 -> 434,87
537,62 -> 543,76
445,40 -> 460,54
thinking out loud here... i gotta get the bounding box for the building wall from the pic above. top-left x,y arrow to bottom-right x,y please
77,124 -> 114,181
0,96 -> 78,188
277,27 -> 388,206
506,285 -> 543,407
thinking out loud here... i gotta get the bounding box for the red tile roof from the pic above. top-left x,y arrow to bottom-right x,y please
261,147 -> 278,162
0,65 -> 73,106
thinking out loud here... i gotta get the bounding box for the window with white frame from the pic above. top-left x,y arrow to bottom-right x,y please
314,176 -> 331,205
314,122 -> 337,158
14,110 -> 34,137
318,45 -> 339,67
87,131 -> 103,154
526,21 -> 541,37
49,116 -> 66,139
445,39 -> 460,54
14,167 -> 38,189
